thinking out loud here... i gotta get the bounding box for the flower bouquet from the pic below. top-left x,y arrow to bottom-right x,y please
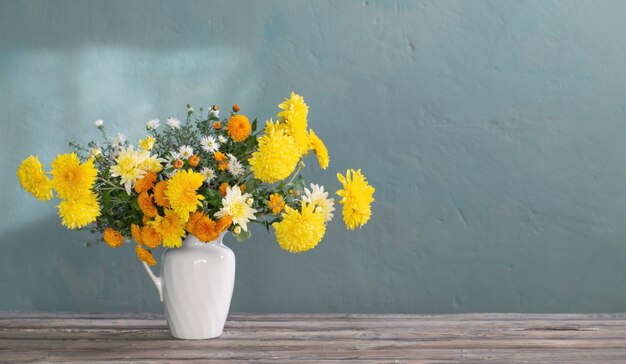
16,92 -> 375,338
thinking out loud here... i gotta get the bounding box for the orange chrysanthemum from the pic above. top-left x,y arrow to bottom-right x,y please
227,114 -> 252,142
131,223 -> 143,244
134,171 -> 157,193
268,193 -> 285,214
138,191 -> 158,217
213,151 -> 226,162
218,161 -> 228,171
193,214 -> 219,242
135,245 -> 157,266
213,122 -> 221,130
140,225 -> 161,248
219,182 -> 230,196
153,180 -> 171,208
216,214 -> 233,233
103,227 -> 124,248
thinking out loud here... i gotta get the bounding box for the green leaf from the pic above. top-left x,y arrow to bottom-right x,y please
251,118 -> 258,132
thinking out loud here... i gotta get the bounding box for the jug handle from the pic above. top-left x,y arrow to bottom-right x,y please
142,262 -> 163,302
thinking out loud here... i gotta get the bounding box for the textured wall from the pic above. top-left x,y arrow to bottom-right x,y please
2,0 -> 626,313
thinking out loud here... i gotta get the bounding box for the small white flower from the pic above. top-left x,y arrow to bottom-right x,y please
179,145 -> 193,160
218,135 -> 227,143
167,151 -> 181,162
200,167 -> 215,184
303,183 -> 335,223
227,154 -> 244,177
200,135 -> 219,153
146,118 -> 160,130
166,117 -> 181,129
209,109 -> 220,118
112,133 -> 126,146
91,147 -> 102,157
246,198 -> 254,206
94,119 -> 104,128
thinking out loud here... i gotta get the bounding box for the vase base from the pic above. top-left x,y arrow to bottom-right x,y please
170,330 -> 224,340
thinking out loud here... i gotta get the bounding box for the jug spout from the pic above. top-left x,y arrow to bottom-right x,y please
142,262 -> 163,302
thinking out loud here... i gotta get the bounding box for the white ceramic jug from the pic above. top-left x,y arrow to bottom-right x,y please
142,231 -> 235,339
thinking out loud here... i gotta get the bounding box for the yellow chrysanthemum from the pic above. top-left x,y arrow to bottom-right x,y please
308,129 -> 329,170
17,156 -> 53,201
137,191 -> 158,218
164,169 -> 205,220
103,227 -> 124,248
135,245 -> 157,266
141,153 -> 164,173
57,191 -> 101,229
50,153 -> 98,200
139,136 -> 156,151
110,146 -> 149,195
141,225 -> 162,249
149,209 -> 186,248
336,169 -> 375,230
227,114 -> 252,142
268,193 -> 285,214
277,92 -> 309,155
249,120 -> 300,183
273,202 -> 326,253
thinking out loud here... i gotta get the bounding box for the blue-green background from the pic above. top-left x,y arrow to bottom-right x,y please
2,0 -> 626,313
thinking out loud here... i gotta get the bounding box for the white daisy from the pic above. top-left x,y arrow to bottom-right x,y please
166,117 -> 181,129
200,135 -> 219,153
146,118 -> 160,130
94,119 -> 104,128
215,187 -> 257,232
112,133 -> 126,146
218,135 -> 227,143
200,167 -> 216,184
302,183 -> 335,223
178,145 -> 193,160
227,154 -> 244,177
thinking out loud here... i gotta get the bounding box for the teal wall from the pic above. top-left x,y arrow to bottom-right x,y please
2,0 -> 626,313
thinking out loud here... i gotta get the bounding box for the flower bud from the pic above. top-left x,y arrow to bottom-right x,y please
189,154 -> 200,167
91,147 -> 102,157
212,104 -> 219,111
174,159 -> 184,169
246,198 -> 254,206
232,104 -> 240,112
233,226 -> 242,235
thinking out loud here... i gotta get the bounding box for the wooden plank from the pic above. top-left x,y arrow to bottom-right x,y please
1,313 -> 626,362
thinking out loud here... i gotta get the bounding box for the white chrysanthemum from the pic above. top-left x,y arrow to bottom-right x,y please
218,135 -> 227,143
179,145 -> 193,160
94,119 -> 104,128
109,145 -> 149,194
302,183 -> 335,223
215,186 -> 257,231
200,167 -> 216,184
200,135 -> 219,153
166,117 -> 181,129
112,133 -> 126,146
146,118 -> 160,130
227,154 -> 244,177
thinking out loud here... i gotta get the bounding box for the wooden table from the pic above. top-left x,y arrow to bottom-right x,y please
1,313 -> 626,362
